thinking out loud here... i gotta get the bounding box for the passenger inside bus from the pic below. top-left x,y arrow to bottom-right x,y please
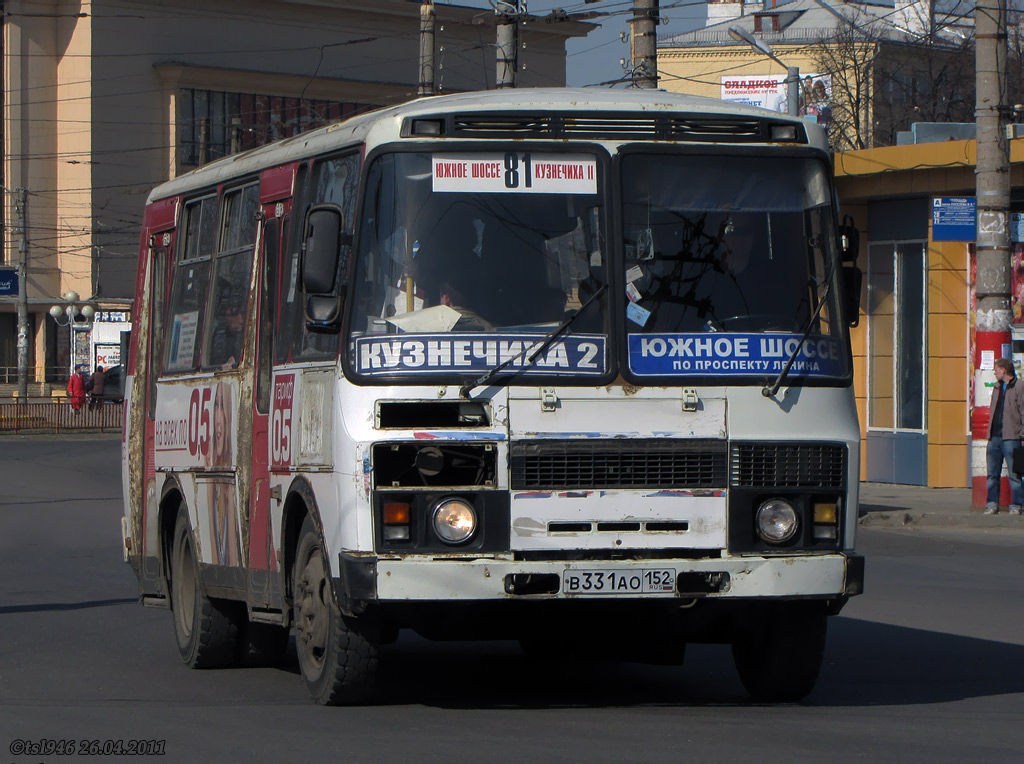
208,282 -> 246,368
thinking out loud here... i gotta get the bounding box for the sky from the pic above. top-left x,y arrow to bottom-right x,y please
449,1 -> 709,87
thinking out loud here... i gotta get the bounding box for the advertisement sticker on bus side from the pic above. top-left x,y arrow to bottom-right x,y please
153,379 -> 238,469
627,333 -> 845,377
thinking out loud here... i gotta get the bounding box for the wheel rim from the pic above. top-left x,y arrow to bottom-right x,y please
296,547 -> 330,670
174,529 -> 196,638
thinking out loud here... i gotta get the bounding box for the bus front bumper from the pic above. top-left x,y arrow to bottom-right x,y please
335,552 -> 864,606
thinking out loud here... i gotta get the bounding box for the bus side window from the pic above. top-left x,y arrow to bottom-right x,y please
148,246 -> 169,420
164,194 -> 217,373
290,152 -> 358,360
257,217 -> 279,413
203,183 -> 259,370
276,162 -> 309,364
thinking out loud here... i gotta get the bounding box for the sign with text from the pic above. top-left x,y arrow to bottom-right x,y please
0,268 -> 17,296
627,333 -> 846,378
94,343 -> 120,368
432,153 -> 597,194
355,333 -> 607,376
932,197 -> 976,241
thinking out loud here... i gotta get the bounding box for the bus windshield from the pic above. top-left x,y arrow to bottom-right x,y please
349,150 -> 608,380
620,153 -> 849,381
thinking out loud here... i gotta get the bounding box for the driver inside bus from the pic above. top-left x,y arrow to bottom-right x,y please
438,269 -> 494,331
209,284 -> 246,368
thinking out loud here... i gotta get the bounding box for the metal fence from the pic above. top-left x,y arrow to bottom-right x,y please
0,399 -> 124,434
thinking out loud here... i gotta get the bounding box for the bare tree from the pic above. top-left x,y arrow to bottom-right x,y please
809,25 -> 878,150
872,36 -> 975,145
810,22 -> 975,150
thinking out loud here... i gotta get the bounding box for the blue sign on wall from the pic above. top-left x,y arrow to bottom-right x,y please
932,197 -> 976,241
0,268 -> 17,296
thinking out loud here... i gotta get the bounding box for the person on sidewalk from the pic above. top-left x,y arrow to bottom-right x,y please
985,357 -> 1024,515
88,365 -> 106,409
67,366 -> 87,412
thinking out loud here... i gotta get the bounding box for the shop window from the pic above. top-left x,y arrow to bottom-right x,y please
868,241 -> 927,431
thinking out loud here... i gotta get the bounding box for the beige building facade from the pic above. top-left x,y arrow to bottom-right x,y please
0,0 -> 588,387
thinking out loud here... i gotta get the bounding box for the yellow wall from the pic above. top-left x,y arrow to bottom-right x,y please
837,138 -> 1024,487
659,46 -> 823,101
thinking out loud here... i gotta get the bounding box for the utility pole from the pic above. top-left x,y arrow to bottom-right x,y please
496,1 -> 524,88
972,0 -> 1012,507
419,0 -> 436,96
630,0 -> 659,88
15,188 -> 29,398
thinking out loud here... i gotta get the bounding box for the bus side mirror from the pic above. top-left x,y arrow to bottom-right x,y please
841,265 -> 862,328
302,206 -> 345,332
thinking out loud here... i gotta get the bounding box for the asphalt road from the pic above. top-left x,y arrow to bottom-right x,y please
2,437 -> 1023,763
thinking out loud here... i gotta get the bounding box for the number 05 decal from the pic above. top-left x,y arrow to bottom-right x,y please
271,374 -> 295,467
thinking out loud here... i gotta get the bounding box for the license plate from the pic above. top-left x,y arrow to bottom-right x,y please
562,568 -> 676,595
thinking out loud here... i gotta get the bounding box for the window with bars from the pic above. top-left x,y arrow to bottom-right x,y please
178,88 -> 377,166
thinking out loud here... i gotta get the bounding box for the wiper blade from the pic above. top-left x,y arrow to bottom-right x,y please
762,266 -> 838,398
459,284 -> 608,399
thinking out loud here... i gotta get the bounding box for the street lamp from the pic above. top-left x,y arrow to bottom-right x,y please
728,25 -> 800,117
49,290 -> 96,379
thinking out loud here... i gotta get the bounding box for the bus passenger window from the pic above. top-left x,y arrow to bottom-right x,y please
164,194 -> 217,372
203,182 -> 258,370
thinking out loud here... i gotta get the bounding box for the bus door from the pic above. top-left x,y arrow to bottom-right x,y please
248,194 -> 291,609
128,198 -> 176,596
247,163 -> 297,610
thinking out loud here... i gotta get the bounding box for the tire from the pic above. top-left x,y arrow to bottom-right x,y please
293,515 -> 378,705
731,603 -> 828,703
169,507 -> 239,668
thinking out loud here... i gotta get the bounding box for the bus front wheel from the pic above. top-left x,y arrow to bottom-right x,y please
731,602 -> 827,703
293,515 -> 378,705
169,507 -> 239,668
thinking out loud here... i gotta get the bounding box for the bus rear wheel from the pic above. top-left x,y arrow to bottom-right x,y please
293,515 -> 377,705
731,602 -> 827,703
169,507 -> 239,668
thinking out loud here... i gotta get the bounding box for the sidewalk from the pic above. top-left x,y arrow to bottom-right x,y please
858,482 -> 1024,529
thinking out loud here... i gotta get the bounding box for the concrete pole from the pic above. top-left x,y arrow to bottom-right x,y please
419,1 -> 436,96
16,189 -> 29,398
972,0 -> 1011,506
630,0 -> 659,88
496,13 -> 518,88
785,67 -> 800,117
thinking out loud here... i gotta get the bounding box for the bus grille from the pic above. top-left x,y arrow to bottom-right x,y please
730,442 -> 846,489
429,112 -> 806,144
510,439 -> 728,490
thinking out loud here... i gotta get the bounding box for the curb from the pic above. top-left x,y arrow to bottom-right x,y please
858,510 -> 1024,530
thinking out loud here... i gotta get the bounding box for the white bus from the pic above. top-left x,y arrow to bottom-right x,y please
122,88 -> 864,705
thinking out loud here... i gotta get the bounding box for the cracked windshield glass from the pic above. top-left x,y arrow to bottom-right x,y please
620,153 -> 848,381
350,151 -> 608,380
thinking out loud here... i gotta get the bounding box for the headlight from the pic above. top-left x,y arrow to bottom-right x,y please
755,499 -> 799,544
432,498 -> 477,544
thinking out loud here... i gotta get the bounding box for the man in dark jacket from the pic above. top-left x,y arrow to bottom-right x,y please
986,358 -> 1024,514
89,365 -> 106,409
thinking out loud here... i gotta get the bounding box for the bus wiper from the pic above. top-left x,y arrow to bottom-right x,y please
762,274 -> 836,398
460,284 -> 608,399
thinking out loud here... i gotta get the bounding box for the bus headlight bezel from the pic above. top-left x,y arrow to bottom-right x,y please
432,498 -> 478,544
755,498 -> 799,545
